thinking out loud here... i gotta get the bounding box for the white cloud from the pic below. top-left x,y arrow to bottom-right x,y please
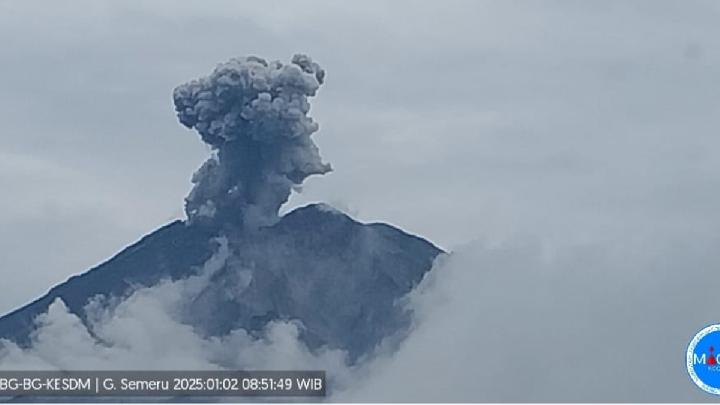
4,229 -> 718,401
0,238 -> 351,382
340,233 -> 718,402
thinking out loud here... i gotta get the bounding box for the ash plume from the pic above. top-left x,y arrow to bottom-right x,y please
173,54 -> 330,228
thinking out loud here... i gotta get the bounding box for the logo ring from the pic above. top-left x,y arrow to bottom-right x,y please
687,324 -> 720,395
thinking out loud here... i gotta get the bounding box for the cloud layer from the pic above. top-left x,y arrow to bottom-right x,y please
3,229 -> 718,401
0,238 -> 350,378
341,233 -> 718,402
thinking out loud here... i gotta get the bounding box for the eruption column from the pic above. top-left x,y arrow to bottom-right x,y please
173,54 -> 330,228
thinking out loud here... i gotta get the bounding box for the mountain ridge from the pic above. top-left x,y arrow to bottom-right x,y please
0,203 -> 442,360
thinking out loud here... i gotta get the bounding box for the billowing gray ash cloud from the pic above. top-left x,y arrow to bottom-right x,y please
173,54 -> 330,228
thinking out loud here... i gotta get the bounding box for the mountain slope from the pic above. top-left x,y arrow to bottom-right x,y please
0,204 -> 442,361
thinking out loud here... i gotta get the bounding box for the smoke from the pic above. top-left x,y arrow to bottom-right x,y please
173,54 -> 330,228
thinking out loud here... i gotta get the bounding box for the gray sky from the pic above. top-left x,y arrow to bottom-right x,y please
1,0 -> 719,318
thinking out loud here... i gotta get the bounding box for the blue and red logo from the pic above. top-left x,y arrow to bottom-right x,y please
687,324 -> 720,395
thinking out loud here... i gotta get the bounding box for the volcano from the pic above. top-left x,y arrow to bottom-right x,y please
0,54 -> 443,365
0,204 -> 442,361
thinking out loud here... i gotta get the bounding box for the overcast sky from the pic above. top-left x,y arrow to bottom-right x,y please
1,0 -> 719,316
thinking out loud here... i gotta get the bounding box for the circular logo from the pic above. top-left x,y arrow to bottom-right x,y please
687,324 -> 720,395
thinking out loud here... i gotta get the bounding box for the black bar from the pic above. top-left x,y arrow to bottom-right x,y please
0,370 -> 326,397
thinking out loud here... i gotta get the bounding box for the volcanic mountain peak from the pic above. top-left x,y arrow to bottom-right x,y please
0,204 -> 442,361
